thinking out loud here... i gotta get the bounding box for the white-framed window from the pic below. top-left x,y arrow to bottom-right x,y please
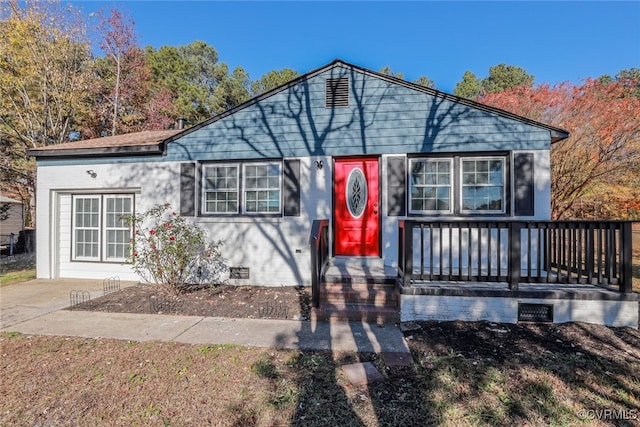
72,194 -> 133,262
461,158 -> 505,213
407,156 -> 507,215
243,162 -> 281,214
72,195 -> 101,260
203,164 -> 239,214
409,158 -> 452,214
104,195 -> 133,261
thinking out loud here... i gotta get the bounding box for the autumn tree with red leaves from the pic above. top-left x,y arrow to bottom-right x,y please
87,8 -> 174,138
480,78 -> 640,219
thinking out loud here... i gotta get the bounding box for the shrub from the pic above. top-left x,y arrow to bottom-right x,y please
126,203 -> 226,294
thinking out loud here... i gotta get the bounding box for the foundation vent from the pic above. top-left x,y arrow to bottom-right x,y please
229,267 -> 250,279
518,303 -> 554,323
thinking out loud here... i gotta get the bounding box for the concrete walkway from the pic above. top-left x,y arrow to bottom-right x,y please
0,279 -> 410,354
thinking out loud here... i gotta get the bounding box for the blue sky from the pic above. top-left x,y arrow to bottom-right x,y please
75,1 -> 640,93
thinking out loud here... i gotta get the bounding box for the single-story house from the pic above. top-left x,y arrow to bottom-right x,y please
30,59 -> 638,327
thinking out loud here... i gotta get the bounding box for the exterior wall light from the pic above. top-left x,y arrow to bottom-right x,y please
86,170 -> 97,178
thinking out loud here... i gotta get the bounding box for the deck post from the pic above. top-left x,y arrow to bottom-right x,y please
403,221 -> 414,286
509,222 -> 522,290
621,221 -> 633,293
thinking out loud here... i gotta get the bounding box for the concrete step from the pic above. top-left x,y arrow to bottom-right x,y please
321,281 -> 397,292
311,303 -> 400,325
331,256 -> 386,269
323,274 -> 398,286
324,259 -> 398,286
320,287 -> 398,307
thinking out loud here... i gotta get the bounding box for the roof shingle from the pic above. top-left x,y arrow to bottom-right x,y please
30,130 -> 182,153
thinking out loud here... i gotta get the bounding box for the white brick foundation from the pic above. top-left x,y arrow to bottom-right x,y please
400,294 -> 639,328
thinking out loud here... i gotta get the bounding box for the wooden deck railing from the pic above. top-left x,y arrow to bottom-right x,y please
398,220 -> 634,293
309,219 -> 330,308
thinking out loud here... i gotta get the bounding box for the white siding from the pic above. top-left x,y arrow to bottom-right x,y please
36,157 -> 333,286
36,149 -> 551,285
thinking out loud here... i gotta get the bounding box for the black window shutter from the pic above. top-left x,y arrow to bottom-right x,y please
387,157 -> 406,216
283,159 -> 301,216
514,153 -> 534,216
180,162 -> 196,216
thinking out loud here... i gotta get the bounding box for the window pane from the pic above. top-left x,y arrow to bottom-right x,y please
462,187 -> 478,210
436,187 -> 450,210
245,177 -> 257,189
91,212 -> 99,228
106,212 -> 114,228
409,159 -> 451,213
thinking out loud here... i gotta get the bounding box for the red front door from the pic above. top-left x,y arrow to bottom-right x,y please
334,157 -> 380,256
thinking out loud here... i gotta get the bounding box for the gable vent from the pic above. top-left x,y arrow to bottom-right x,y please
325,77 -> 349,108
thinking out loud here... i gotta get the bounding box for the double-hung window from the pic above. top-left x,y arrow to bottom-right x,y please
203,164 -> 239,214
461,158 -> 505,213
409,159 -> 452,214
73,196 -> 101,260
104,195 -> 133,260
243,162 -> 282,214
201,161 -> 282,215
72,194 -> 133,262
408,156 -> 506,215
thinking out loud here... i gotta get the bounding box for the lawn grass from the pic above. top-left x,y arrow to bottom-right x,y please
1,252 -> 36,286
0,268 -> 36,286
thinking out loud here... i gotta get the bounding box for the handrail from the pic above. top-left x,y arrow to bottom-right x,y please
309,219 -> 330,308
398,220 -> 634,293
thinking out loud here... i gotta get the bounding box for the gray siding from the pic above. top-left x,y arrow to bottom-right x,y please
166,65 -> 552,162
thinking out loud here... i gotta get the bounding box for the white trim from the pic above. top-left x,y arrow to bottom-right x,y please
202,163 -> 239,214
103,194 -> 133,262
460,157 -> 506,214
52,191 -> 60,278
242,161 -> 282,214
71,193 -> 134,263
71,195 -> 101,261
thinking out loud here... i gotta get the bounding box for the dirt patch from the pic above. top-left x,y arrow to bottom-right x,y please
78,283 -> 312,320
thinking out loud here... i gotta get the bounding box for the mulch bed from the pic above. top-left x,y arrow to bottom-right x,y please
78,283 -> 312,320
